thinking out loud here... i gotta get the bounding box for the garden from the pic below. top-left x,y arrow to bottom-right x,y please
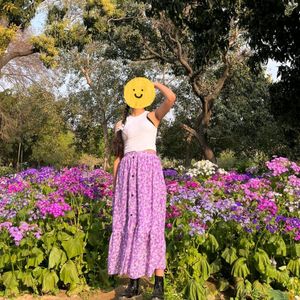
0,156 -> 299,299
0,0 -> 300,299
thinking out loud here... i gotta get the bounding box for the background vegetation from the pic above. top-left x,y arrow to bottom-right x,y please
0,0 -> 299,172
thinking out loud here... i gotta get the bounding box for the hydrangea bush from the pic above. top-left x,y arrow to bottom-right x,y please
163,157 -> 300,299
0,166 -> 113,296
0,157 -> 299,299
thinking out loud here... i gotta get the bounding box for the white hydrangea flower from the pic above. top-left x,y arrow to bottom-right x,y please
186,160 -> 222,178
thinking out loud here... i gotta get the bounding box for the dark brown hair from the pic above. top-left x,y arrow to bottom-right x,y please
112,104 -> 130,158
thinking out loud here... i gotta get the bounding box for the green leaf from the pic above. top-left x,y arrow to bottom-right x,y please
218,278 -> 230,292
253,248 -> 271,273
57,231 -> 72,242
287,258 -> 300,277
289,243 -> 300,258
0,253 -> 10,268
210,258 -> 222,274
231,258 -> 250,278
60,260 -> 80,285
245,279 -> 252,295
26,247 -> 44,268
238,248 -> 250,258
61,234 -> 84,259
268,288 -> 289,300
265,265 -> 277,279
67,282 -> 85,296
236,278 -> 246,299
64,210 -> 75,219
222,247 -> 238,265
203,233 -> 219,252
252,280 -> 269,298
41,230 -> 56,251
48,246 -> 65,269
42,270 -> 59,293
239,238 -> 254,249
275,237 -> 286,256
268,236 -> 286,256
198,254 -> 210,281
63,223 -> 78,234
2,271 -> 19,293
32,267 -> 43,281
275,269 -> 289,285
187,279 -> 206,300
22,271 -> 35,288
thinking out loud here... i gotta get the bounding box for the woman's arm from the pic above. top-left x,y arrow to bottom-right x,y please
153,82 -> 176,121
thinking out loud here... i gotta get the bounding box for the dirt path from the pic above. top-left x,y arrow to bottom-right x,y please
0,279 -> 225,300
0,286 -> 124,300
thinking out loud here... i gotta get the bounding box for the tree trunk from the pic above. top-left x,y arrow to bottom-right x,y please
17,142 -> 21,171
102,122 -> 111,171
181,123 -> 217,163
184,132 -> 193,168
198,125 -> 216,163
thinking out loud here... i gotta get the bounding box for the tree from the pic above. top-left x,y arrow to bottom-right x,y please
0,85 -> 68,169
208,63 -> 286,158
240,0 -> 300,159
31,131 -> 78,168
107,1 -> 247,162
159,62 -> 286,164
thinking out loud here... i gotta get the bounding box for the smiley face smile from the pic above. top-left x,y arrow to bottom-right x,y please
134,93 -> 143,98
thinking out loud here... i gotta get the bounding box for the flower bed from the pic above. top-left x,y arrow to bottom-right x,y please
0,157 -> 299,299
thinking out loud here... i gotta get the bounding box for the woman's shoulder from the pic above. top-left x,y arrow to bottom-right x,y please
145,110 -> 160,127
114,120 -> 124,133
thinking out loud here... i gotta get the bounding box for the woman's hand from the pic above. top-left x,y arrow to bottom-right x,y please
152,82 -> 176,121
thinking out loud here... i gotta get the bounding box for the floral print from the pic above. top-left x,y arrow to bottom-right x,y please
107,150 -> 167,279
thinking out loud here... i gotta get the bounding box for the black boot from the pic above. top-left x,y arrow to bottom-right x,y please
118,278 -> 141,299
151,275 -> 164,300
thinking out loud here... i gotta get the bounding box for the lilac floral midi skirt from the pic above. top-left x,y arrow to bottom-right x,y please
107,150 -> 167,279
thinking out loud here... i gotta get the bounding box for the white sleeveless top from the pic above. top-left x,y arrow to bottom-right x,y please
120,111 -> 157,154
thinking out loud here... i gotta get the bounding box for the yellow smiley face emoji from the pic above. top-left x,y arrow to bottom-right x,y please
124,77 -> 156,108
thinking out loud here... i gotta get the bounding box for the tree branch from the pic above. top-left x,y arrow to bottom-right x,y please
80,66 -> 93,87
0,47 -> 35,71
205,57 -> 230,105
169,32 -> 194,77
143,37 -> 174,63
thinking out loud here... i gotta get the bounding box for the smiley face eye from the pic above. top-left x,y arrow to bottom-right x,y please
133,89 -> 135,91
141,89 -> 144,91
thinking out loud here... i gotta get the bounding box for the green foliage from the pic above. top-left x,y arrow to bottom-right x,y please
217,150 -> 238,170
0,0 -> 45,70
0,166 -> 14,177
0,86 -> 80,168
31,35 -> 59,68
222,247 -> 238,265
182,279 -> 207,300
0,0 -> 44,28
0,24 -> 17,56
240,0 -> 300,161
287,258 -> 300,277
0,190 -> 111,296
31,131 -> 78,168
209,62 -> 285,158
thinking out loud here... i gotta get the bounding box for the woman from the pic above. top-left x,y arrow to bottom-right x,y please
108,81 -> 176,300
